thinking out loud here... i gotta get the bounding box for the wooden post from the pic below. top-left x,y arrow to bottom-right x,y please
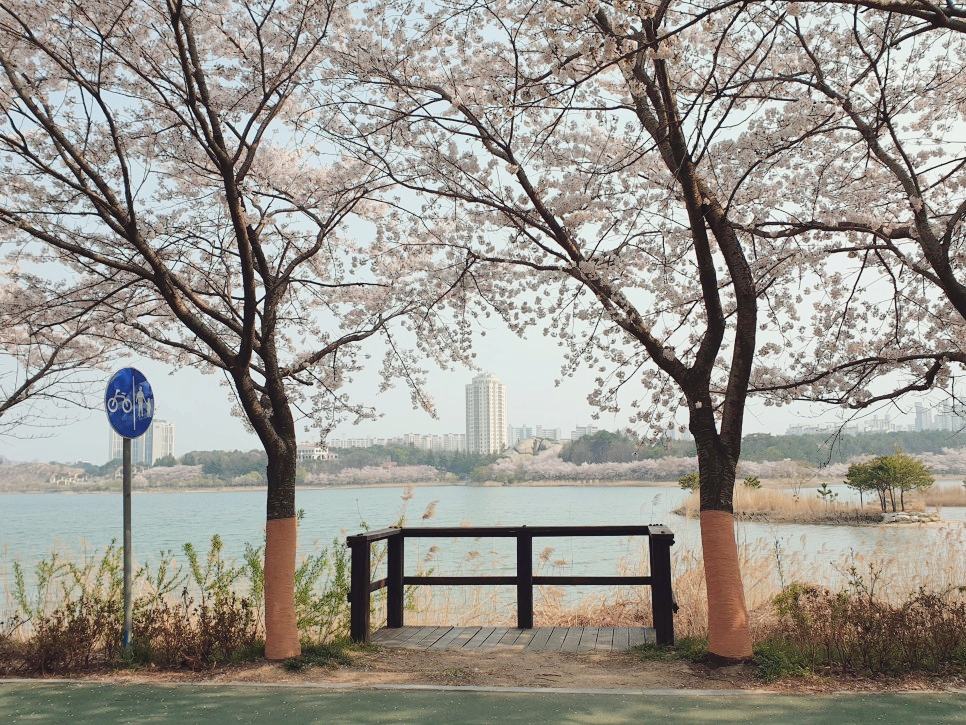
516,529 -> 533,629
648,527 -> 675,645
387,531 -> 404,628
347,535 -> 371,643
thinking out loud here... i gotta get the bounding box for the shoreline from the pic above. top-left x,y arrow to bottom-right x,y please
0,479 -> 682,495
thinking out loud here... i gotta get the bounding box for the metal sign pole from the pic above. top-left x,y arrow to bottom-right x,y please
106,367 -> 154,654
123,437 -> 133,649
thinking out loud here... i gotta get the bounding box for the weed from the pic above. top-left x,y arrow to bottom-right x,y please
752,637 -> 808,681
282,640 -> 353,671
634,636 -> 708,663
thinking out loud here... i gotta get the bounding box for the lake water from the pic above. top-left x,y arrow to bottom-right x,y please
3,484 -> 965,607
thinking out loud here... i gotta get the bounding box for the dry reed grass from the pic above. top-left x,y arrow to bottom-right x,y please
920,486 -> 966,507
400,517 -> 966,644
675,486 -> 884,523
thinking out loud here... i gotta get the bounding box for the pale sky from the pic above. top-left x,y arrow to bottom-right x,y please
0,322 -> 923,465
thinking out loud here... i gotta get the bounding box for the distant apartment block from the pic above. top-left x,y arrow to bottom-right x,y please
466,373 -> 508,455
109,419 -> 175,465
508,424 -> 563,444
536,426 -> 562,441
296,443 -> 338,461
933,402 -> 966,432
327,433 -> 466,452
784,421 -> 861,436
508,425 -> 532,445
570,425 -> 599,440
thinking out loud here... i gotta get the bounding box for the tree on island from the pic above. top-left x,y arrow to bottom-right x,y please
845,449 -> 934,513
0,1 -> 465,659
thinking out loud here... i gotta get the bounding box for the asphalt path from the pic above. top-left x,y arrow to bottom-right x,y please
2,681 -> 965,724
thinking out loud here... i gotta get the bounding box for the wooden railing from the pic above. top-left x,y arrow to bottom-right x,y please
345,524 -> 675,645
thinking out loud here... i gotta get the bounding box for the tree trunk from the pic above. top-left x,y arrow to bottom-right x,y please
263,440 -> 300,660
693,427 -> 753,662
700,510 -> 752,661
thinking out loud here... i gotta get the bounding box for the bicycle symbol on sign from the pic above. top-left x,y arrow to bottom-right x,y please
107,390 -> 134,414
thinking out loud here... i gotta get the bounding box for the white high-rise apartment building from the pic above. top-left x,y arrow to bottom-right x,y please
466,374 -> 508,455
109,419 -> 176,465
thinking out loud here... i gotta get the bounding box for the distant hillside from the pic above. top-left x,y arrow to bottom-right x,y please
559,429 -> 966,467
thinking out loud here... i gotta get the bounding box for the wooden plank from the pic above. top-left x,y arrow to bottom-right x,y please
428,627 -> 468,650
393,626 -> 437,646
577,627 -> 599,653
525,628 -> 554,651
481,627 -> 511,648
627,627 -> 649,649
497,628 -> 522,646
464,627 -> 498,650
612,627 -> 630,651
445,627 -> 483,650
506,628 -> 537,649
561,627 -> 584,653
595,627 -> 615,652
544,627 -> 569,652
405,626 -> 451,648
372,626 -> 423,647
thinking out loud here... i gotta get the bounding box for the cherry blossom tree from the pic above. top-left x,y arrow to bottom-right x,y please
0,0 -> 464,659
328,0 -> 841,660
734,6 -> 966,420
0,273 -> 115,436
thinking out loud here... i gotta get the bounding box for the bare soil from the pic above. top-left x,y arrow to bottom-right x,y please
91,647 -> 750,690
83,647 -> 966,693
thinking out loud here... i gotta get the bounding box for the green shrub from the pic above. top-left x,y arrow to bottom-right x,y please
753,637 -> 807,681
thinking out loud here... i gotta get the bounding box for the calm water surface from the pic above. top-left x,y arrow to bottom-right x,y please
3,484 -> 965,601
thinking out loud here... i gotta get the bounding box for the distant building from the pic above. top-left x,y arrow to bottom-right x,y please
509,424 -> 562,444
508,425 -> 533,446
934,402 -> 966,432
784,422 -> 860,436
535,426 -> 562,442
570,425 -> 599,440
327,433 -> 466,452
109,419 -> 175,465
466,373 -> 508,455
296,443 -> 338,461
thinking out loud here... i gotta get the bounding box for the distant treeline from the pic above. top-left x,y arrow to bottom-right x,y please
78,445 -> 499,483
72,428 -> 966,481
561,429 -> 966,466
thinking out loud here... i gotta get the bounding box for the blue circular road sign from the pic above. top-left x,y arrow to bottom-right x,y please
105,367 -> 154,439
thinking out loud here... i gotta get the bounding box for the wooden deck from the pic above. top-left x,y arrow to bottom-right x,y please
370,626 -> 654,653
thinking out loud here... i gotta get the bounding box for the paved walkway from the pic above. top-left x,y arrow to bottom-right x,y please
371,626 -> 653,652
2,681 -> 965,724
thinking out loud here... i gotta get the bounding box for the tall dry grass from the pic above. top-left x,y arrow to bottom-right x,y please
402,517 -> 966,643
675,486 -> 884,523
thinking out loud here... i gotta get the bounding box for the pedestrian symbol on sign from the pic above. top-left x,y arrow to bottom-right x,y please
105,368 -> 154,439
